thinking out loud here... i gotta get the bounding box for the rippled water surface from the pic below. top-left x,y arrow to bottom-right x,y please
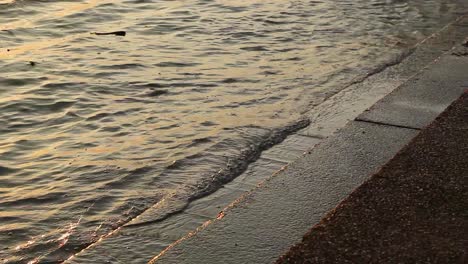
0,0 -> 466,262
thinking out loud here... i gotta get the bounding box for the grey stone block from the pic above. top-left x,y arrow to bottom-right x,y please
357,56 -> 468,129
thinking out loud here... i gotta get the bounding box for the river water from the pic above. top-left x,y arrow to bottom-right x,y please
0,0 -> 466,263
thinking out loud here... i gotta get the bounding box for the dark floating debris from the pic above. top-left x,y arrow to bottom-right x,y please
29,61 -> 36,66
92,31 -> 126,36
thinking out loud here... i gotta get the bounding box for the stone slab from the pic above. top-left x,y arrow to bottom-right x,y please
357,55 -> 468,129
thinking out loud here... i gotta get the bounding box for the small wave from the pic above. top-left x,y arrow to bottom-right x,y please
263,19 -> 289,25
200,121 -> 218,127
98,63 -> 146,70
0,77 -> 42,87
0,165 -> 18,176
86,112 -> 110,121
144,89 -> 169,97
41,82 -> 85,89
187,137 -> 212,148
240,46 -> 270,51
132,83 -> 166,89
153,62 -> 200,68
0,192 -> 68,207
42,101 -> 75,112
220,77 -> 259,84
125,118 -> 310,227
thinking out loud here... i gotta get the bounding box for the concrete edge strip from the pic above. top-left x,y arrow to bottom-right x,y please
354,118 -> 422,131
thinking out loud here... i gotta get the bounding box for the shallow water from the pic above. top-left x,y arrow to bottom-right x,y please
0,0 -> 466,262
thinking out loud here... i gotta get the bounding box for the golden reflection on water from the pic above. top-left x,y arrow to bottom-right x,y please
0,34 -> 86,59
0,0 -> 466,262
0,0 -> 460,187
0,0 -> 458,199
215,0 -> 289,6
0,0 -> 106,31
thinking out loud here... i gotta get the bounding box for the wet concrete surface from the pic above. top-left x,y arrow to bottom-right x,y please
277,91 -> 468,264
65,16 -> 468,264
150,26 -> 468,264
151,122 -> 419,264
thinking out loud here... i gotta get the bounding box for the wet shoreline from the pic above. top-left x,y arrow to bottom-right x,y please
65,14 -> 468,263
147,18 -> 468,264
1,0 -> 468,263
